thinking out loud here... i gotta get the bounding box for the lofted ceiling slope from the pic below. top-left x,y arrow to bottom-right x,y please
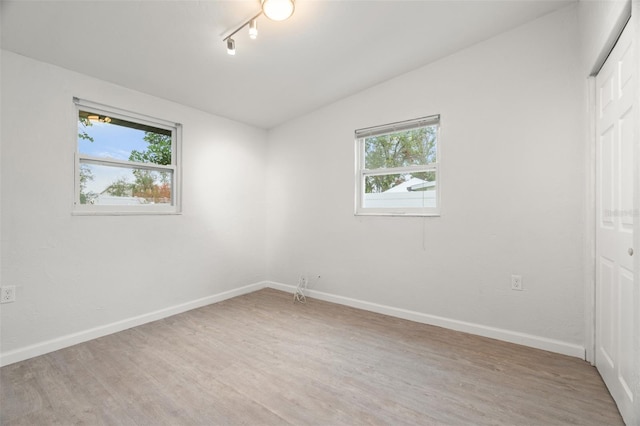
1,0 -> 575,129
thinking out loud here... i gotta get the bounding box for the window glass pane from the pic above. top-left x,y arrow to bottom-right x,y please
364,125 -> 437,170
79,162 -> 172,206
363,172 -> 436,209
78,110 -> 172,166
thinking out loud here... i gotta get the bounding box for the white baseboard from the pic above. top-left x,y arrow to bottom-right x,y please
267,281 -> 585,359
1,280 -> 585,366
0,281 -> 268,367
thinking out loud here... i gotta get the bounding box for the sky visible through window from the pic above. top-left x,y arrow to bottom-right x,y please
79,121 -> 150,195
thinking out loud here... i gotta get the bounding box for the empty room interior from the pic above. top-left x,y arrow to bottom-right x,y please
1,0 -> 640,424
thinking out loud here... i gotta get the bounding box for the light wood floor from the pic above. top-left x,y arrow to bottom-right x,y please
1,288 -> 623,425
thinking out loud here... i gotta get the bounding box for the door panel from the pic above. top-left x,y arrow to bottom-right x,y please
619,267 -> 634,400
597,256 -> 615,368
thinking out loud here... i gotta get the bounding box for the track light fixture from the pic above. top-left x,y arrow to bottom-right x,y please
222,0 -> 294,55
227,38 -> 236,55
249,19 -> 258,39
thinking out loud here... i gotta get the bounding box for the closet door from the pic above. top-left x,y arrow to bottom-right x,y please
595,19 -> 638,426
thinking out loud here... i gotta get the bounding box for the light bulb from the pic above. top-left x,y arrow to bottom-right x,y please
227,38 -> 236,55
261,0 -> 295,21
249,19 -> 258,39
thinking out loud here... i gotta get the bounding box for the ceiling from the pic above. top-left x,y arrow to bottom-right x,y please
1,0 -> 575,129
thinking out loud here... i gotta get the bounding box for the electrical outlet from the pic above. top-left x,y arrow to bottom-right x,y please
299,275 -> 308,287
511,275 -> 523,291
0,286 -> 16,303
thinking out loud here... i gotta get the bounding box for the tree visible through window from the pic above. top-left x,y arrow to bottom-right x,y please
74,98 -> 181,214
355,115 -> 440,216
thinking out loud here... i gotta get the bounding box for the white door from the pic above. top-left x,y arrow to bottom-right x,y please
595,20 -> 638,426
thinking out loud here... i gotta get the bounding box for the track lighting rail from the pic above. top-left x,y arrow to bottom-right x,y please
222,11 -> 263,42
222,0 -> 295,55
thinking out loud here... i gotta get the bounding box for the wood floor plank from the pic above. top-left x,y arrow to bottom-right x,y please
1,288 -> 624,425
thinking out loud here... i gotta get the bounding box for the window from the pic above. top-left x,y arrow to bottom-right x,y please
74,98 -> 181,214
355,115 -> 440,216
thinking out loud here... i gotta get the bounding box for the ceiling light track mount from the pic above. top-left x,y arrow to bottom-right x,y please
223,0 -> 295,56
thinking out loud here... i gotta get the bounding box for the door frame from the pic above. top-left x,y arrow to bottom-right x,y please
585,75 -> 596,364
633,6 -> 640,423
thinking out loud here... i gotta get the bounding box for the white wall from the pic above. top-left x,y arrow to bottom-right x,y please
266,6 -> 586,353
0,51 -> 268,362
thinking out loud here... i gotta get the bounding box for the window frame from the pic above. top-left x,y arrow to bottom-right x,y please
73,97 -> 182,215
355,115 -> 440,217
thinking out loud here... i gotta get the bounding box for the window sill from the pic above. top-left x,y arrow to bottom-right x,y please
355,211 -> 440,217
72,210 -> 182,216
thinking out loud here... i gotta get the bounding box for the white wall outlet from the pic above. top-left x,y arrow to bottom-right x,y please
0,286 -> 16,303
299,275 -> 308,287
511,275 -> 523,291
